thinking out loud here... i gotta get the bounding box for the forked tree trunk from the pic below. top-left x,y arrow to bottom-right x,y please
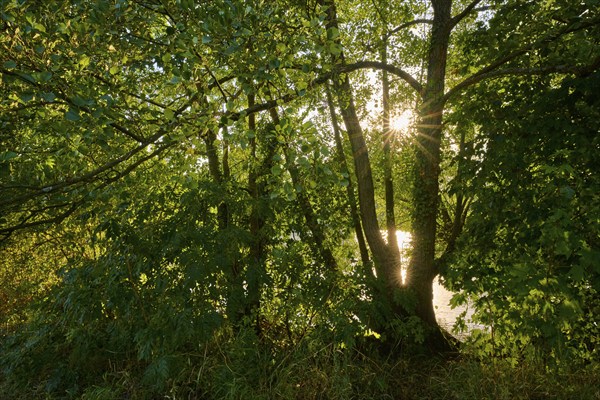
322,0 -> 400,292
321,0 -> 456,347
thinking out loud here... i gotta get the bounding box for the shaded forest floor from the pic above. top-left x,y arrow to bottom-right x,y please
1,334 -> 599,400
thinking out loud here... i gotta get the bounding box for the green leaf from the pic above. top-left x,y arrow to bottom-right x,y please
164,108 -> 175,120
42,92 -> 56,103
79,55 -> 91,69
3,60 -> 17,69
72,96 -> 87,107
65,110 -> 81,121
559,299 -> 581,319
569,264 -> 584,281
109,65 -> 120,75
30,71 -> 52,82
327,27 -> 339,40
32,22 -> 46,33
19,92 -> 34,103
329,42 -> 342,56
271,165 -> 282,176
0,151 -> 18,161
224,44 -> 239,56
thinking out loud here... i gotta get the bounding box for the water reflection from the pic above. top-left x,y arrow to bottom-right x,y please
433,277 -> 482,337
394,230 -> 483,337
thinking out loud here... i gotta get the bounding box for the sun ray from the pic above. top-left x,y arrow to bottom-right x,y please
389,109 -> 415,134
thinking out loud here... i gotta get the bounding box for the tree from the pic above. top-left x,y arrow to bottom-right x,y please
1,1 -> 600,382
315,0 -> 600,345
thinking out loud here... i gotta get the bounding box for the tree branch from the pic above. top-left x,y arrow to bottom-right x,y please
0,128 -> 169,209
0,201 -> 81,243
443,56 -> 600,103
225,60 -> 424,123
0,140 -> 175,240
443,16 -> 600,103
450,0 -> 484,28
387,19 -> 433,38
341,61 -> 423,95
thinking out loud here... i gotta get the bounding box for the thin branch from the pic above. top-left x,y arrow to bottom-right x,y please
443,16 -> 600,103
0,202 -> 81,242
0,141 -> 175,240
94,140 -> 176,188
56,89 -> 149,143
225,60 -> 423,121
107,122 -> 147,143
387,19 -> 433,38
91,72 -> 168,109
450,0 -> 484,28
192,48 -> 229,102
0,142 -> 175,242
340,61 -> 423,95
0,68 -> 149,143
0,128 -> 168,208
125,31 -> 170,47
473,6 -> 494,13
156,0 -> 178,27
443,56 -> 600,103
0,68 -> 36,85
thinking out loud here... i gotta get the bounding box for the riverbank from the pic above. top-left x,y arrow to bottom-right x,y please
2,342 -> 597,400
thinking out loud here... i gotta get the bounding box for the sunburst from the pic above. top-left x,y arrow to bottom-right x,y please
389,109 -> 414,134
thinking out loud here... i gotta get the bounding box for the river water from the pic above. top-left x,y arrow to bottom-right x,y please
432,277 -> 481,337
395,231 -> 483,337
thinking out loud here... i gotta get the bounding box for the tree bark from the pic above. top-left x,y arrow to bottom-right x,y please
405,0 -> 452,329
325,86 -> 371,270
322,0 -> 400,290
247,94 -> 266,333
204,129 -> 229,230
381,46 -> 401,268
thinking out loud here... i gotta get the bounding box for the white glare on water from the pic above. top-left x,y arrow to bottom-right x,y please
394,231 -> 483,337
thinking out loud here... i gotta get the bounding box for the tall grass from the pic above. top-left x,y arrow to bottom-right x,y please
2,326 -> 599,399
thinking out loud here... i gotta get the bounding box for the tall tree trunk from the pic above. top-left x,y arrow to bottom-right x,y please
405,0 -> 452,329
247,94 -> 265,333
325,86 -> 371,270
203,126 -> 244,324
204,129 -> 228,230
322,0 -> 400,291
381,46 -> 401,264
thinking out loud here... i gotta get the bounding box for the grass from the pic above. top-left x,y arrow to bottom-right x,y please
4,344 -> 598,399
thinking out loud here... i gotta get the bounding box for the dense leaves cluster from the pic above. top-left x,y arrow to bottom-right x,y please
1,0 -> 599,397
448,72 -> 600,362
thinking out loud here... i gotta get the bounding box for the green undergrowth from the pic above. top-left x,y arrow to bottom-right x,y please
2,328 -> 598,400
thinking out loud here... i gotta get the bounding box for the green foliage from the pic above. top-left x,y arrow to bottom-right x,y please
2,0 -> 600,397
448,72 -> 600,365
